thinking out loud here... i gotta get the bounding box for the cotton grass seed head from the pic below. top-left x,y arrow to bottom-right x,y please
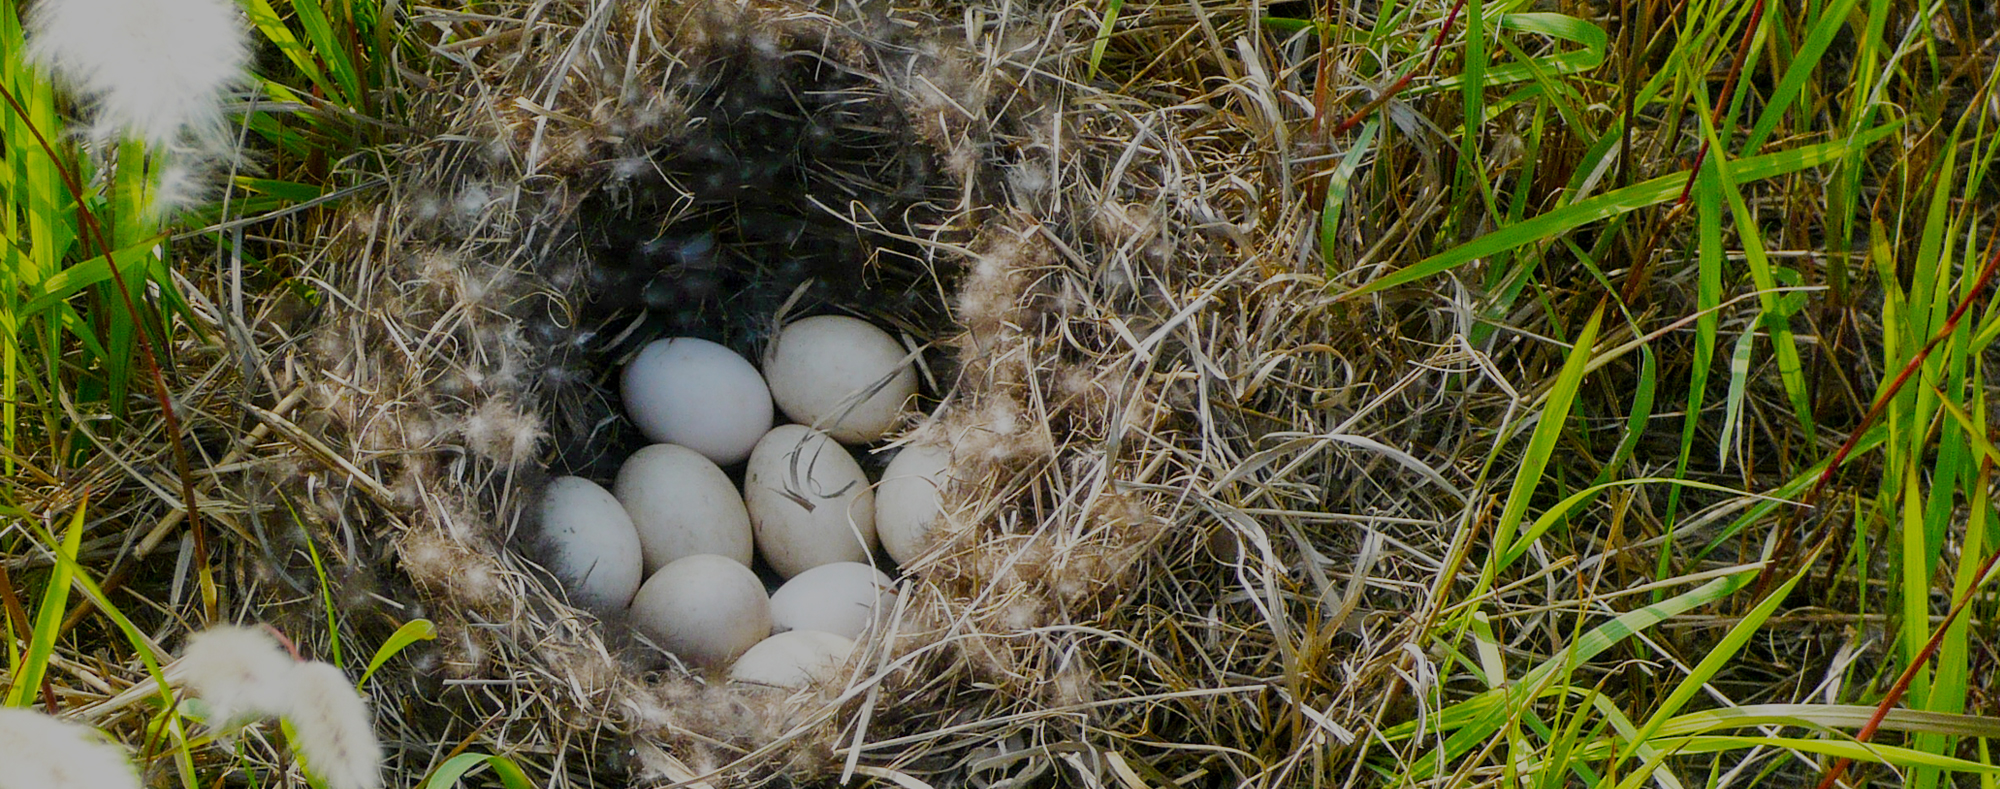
0,709 -> 142,789
176,624 -> 298,727
283,661 -> 383,789
150,161 -> 216,216
26,0 -> 248,149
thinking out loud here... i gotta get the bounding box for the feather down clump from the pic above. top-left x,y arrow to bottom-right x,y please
0,709 -> 142,789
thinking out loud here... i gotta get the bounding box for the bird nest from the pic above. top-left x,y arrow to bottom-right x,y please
226,0 -> 1477,784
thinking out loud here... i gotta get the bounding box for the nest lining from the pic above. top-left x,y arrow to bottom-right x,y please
221,1 -> 1478,786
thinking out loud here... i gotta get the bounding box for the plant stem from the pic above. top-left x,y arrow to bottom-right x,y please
0,81 -> 213,625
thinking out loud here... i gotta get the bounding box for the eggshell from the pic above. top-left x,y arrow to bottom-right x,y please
876,442 -> 952,565
744,425 -> 878,578
727,631 -> 855,689
763,315 -> 917,444
621,338 -> 773,465
628,554 -> 771,667
538,476 -> 644,611
768,562 -> 895,638
615,444 -> 754,572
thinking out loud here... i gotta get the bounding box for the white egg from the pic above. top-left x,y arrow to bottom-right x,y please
538,476 -> 644,612
621,337 -> 773,465
763,315 -> 917,444
744,425 -> 878,578
615,444 -> 754,572
628,554 -> 771,667
876,442 -> 952,565
727,631 -> 855,689
768,562 -> 896,639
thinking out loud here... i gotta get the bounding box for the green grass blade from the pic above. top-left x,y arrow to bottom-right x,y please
5,501 -> 84,707
22,514 -> 190,787
1743,0 -> 1861,152
235,177 -> 327,202
1085,0 -> 1124,81
1657,158 -> 1729,586
1536,687 -> 1601,789
1614,560 -> 1816,774
20,237 -> 168,316
1586,693 -> 1689,789
1936,415 -> 1989,705
301,520 -> 343,668
1320,119 -> 1376,274
1641,704 -> 2000,741
1392,571 -> 1752,780
420,753 -> 536,789
1483,27 -> 1591,140
1485,304 -> 1602,578
1538,573 -> 1749,678
1619,735 -> 2000,778
1899,457 -> 1931,694
1456,0 -> 1489,231
360,618 -> 437,687
1503,478 -> 1772,569
1696,101 -> 1817,444
1591,344 -> 1655,486
1343,122 -> 1900,297
1693,428 -> 1891,562
239,0 -> 333,95
1424,13 -> 1605,94
1925,392 -> 1998,783
1714,325 -> 1755,467
287,0 -> 361,105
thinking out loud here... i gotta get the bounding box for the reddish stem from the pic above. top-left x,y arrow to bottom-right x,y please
0,83 -> 212,623
1812,501 -> 2000,789
261,623 -> 305,661
1674,0 -> 1766,207
1331,0 -> 1470,135
1784,236 -> 2000,789
1763,233 -> 2000,587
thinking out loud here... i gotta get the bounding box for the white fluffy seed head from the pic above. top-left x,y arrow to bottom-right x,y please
283,662 -> 383,789
176,625 -> 298,727
0,709 -> 142,789
147,161 -> 218,219
25,0 -> 249,216
26,0 -> 248,149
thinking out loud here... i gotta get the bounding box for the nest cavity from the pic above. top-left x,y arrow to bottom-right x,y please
245,0 -> 1466,785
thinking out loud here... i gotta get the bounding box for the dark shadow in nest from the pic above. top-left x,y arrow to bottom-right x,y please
531,30 -> 963,482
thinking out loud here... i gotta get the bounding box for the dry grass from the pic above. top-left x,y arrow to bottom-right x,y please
203,1 -> 1477,783
7,0 -> 2000,787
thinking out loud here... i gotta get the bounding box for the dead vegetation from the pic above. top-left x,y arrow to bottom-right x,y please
8,0 -> 2000,787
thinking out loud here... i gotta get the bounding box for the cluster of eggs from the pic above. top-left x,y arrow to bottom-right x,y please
537,315 -> 952,687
